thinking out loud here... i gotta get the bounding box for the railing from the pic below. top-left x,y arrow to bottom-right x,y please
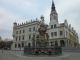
24,47 -> 62,55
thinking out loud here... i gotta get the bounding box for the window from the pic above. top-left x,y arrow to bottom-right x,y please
22,43 -> 24,47
28,43 -> 31,47
60,40 -> 65,47
19,36 -> 21,41
33,27 -> 35,31
15,44 -> 17,48
29,35 -> 31,40
60,31 -> 63,36
51,25 -> 53,29
16,37 -> 18,41
51,42 -> 54,46
51,32 -> 53,37
22,35 -> 24,40
20,30 -> 21,34
54,24 -> 57,28
16,31 -> 18,34
23,30 -> 25,33
29,28 -> 31,32
33,35 -> 35,39
55,41 -> 58,46
54,32 -> 57,36
18,43 -> 21,48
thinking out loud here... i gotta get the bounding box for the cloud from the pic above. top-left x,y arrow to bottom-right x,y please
0,6 -> 27,39
43,6 -> 50,25
0,0 -> 39,40
0,0 -> 39,17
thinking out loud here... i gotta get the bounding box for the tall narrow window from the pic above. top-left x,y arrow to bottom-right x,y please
33,35 -> 35,39
51,42 -> 54,46
54,24 -> 57,28
29,35 -> 31,40
23,30 -> 25,33
15,44 -> 17,48
22,35 -> 24,40
16,31 -> 18,34
19,36 -> 21,41
51,32 -> 53,37
51,25 -> 53,29
18,43 -> 21,48
60,31 -> 63,36
33,27 -> 35,31
20,30 -> 21,34
54,32 -> 57,36
22,43 -> 24,47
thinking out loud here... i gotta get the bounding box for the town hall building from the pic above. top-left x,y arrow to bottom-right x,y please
11,1 -> 79,50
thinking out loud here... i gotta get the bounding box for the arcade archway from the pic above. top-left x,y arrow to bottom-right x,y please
60,40 -> 65,47
28,43 -> 31,47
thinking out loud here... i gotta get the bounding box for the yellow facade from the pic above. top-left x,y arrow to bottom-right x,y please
68,32 -> 77,48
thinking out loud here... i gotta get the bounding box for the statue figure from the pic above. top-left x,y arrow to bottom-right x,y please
36,19 -> 49,48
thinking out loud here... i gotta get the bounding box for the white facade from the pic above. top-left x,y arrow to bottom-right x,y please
12,21 -> 41,50
12,1 -> 79,50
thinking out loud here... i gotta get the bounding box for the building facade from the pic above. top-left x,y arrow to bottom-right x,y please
11,1 -> 79,50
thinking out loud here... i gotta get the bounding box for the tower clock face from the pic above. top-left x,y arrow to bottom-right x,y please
50,14 -> 57,20
54,15 -> 57,20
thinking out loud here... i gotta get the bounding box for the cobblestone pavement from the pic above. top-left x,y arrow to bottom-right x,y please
0,50 -> 80,60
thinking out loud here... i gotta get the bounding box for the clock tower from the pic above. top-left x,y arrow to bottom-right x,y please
50,0 -> 58,23
49,0 -> 59,29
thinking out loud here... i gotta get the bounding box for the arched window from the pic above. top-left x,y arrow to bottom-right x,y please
60,40 -> 65,47
28,43 -> 31,47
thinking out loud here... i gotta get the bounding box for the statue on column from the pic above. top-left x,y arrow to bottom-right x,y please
36,16 -> 49,48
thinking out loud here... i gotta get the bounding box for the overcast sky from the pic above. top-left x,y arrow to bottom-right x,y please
0,0 -> 80,42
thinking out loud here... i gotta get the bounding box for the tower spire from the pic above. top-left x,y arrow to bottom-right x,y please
50,0 -> 58,22
51,0 -> 55,11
